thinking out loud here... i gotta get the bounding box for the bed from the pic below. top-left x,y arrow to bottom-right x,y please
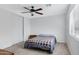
24,35 -> 56,53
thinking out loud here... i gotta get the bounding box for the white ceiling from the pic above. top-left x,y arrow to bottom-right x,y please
0,4 -> 69,18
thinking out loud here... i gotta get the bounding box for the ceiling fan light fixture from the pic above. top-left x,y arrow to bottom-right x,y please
22,5 -> 43,16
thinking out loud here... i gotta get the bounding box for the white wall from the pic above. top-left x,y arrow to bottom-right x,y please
0,8 -> 23,48
30,14 -> 66,42
24,17 -> 30,41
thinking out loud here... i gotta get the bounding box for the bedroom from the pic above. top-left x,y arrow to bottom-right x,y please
0,4 -> 79,55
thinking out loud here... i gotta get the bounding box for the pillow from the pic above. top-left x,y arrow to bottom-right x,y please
38,34 -> 54,37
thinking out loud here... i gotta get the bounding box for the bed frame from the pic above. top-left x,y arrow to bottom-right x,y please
28,35 -> 37,39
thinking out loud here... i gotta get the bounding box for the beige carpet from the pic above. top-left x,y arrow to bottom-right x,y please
5,42 -> 70,55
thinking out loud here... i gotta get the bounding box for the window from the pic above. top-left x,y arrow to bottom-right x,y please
69,5 -> 79,38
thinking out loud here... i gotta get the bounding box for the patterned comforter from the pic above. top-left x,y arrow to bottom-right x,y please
24,36 -> 56,53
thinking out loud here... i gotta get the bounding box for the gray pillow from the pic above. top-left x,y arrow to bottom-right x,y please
38,34 -> 54,37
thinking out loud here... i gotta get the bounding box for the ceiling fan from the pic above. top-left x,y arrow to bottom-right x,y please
21,6 -> 43,16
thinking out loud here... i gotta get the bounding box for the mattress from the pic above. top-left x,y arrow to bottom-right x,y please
24,35 -> 56,53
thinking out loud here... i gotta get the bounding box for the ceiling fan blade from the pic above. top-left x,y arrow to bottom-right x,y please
35,8 -> 42,11
35,12 -> 43,15
24,7 -> 30,10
